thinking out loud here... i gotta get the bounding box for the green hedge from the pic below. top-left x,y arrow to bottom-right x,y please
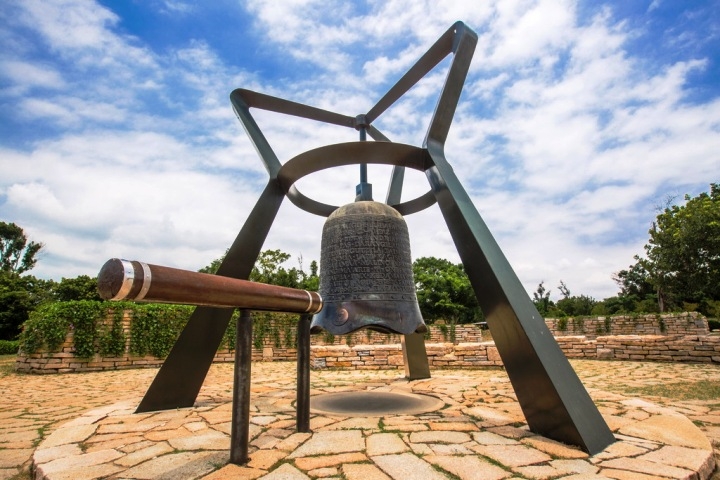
0,340 -> 20,355
128,304 -> 193,358
19,301 -> 108,357
19,301 -> 299,359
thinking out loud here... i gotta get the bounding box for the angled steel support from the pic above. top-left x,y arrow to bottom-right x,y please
136,180 -> 285,412
420,22 -> 615,455
425,153 -> 615,454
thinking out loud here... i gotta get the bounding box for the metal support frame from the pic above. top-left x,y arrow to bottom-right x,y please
297,314 -> 312,433
229,310 -> 311,465
230,310 -> 252,465
401,333 -> 431,380
137,21 -> 615,455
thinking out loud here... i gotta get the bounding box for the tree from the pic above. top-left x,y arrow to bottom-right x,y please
301,260 -> 319,291
0,222 -> 43,274
199,249 -> 317,290
556,294 -> 598,317
603,261 -> 659,314
613,261 -> 654,299
412,257 -> 482,324
198,250 -> 225,275
52,275 -> 101,302
558,280 -> 571,299
0,273 -> 53,340
532,281 -> 553,316
553,280 -> 598,317
638,184 -> 720,313
0,223 -> 48,339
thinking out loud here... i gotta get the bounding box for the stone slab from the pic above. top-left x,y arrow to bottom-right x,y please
289,430 -> 364,458
342,463 -> 392,480
120,451 -> 228,480
373,453 -> 449,480
425,454 -> 511,480
366,433 -> 409,456
618,414 -> 712,450
257,463 -> 309,480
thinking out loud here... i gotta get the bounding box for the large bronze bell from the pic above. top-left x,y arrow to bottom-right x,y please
310,200 -> 427,335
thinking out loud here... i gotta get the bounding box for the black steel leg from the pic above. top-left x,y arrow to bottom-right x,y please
401,333 -> 431,380
230,310 -> 253,465
425,150 -> 615,454
296,313 -> 311,433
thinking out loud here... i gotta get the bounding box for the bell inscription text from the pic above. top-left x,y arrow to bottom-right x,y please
320,215 -> 416,302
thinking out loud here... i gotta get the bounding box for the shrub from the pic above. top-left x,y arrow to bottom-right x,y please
98,309 -> 127,357
0,339 -> 19,355
129,304 -> 192,358
20,301 -> 191,359
19,301 -> 106,357
18,300 -> 311,360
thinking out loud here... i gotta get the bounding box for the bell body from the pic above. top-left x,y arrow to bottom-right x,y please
311,201 -> 427,335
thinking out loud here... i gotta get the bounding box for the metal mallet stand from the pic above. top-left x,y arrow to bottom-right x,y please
97,259 -> 319,464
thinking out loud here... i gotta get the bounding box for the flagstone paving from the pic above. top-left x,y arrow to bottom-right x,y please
1,358 -> 719,479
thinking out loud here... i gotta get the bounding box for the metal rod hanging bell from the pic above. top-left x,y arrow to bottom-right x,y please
310,201 -> 427,335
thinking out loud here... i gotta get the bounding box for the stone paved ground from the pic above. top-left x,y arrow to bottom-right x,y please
1,357 -> 719,480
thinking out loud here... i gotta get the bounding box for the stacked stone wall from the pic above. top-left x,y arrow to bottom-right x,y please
14,312 -> 716,373
544,312 -> 707,338
551,335 -> 720,363
311,325 -> 487,346
308,335 -> 720,370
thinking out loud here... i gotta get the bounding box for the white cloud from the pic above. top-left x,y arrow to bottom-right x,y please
156,1 -> 194,15
1,130 -> 264,279
18,97 -> 128,126
0,60 -> 66,92
1,0 -> 718,304
481,0 -> 576,67
17,0 -> 120,50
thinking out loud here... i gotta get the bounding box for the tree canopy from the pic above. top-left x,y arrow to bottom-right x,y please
618,184 -> 720,315
0,272 -> 53,340
52,275 -> 102,302
0,222 -> 43,274
199,249 -> 319,291
412,256 -> 483,324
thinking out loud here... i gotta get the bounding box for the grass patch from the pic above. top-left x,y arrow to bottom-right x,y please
0,354 -> 17,376
8,470 -> 32,480
33,425 -> 49,448
430,463 -> 462,480
618,380 -> 720,401
476,453 -> 513,472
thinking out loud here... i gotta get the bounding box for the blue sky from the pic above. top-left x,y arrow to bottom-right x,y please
1,0 -> 718,301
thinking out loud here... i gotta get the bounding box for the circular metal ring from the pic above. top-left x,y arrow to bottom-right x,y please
111,259 -> 136,301
135,262 -> 153,301
276,142 -> 437,217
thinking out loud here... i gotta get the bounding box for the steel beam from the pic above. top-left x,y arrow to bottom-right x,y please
419,21 -> 614,455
